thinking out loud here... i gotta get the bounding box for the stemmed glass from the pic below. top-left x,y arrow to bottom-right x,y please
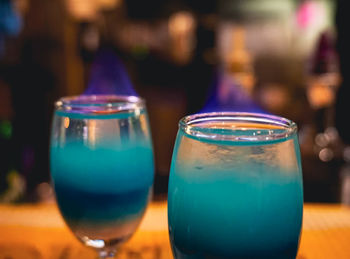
168,112 -> 303,259
50,95 -> 154,258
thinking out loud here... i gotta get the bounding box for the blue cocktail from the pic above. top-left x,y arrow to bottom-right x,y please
50,95 -> 154,258
168,112 -> 303,259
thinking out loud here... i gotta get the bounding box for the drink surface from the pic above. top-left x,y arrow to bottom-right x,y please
168,121 -> 303,259
50,110 -> 154,245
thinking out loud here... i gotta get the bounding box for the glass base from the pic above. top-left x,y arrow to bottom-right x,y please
80,235 -> 130,259
98,250 -> 116,259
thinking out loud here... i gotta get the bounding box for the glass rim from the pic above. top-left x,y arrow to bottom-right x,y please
54,95 -> 145,114
179,112 -> 298,143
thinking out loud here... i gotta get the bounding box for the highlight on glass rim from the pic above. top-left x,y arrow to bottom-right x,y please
0,0 -> 348,258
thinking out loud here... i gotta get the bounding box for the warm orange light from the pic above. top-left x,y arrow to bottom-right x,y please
225,27 -> 255,94
87,120 -> 96,147
65,0 -> 122,20
169,11 -> 195,36
65,0 -> 98,20
13,0 -> 29,15
64,117 -> 70,129
306,74 -> 340,109
98,0 -> 121,10
168,11 -> 196,64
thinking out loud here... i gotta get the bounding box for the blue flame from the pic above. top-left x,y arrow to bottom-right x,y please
200,71 -> 265,114
84,49 -> 137,96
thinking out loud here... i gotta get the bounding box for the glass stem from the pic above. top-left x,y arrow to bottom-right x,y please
98,250 -> 116,259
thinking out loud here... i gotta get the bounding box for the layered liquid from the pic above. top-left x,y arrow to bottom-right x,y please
168,123 -> 303,259
50,111 -> 154,248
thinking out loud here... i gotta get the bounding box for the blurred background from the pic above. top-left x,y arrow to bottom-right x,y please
0,0 -> 349,204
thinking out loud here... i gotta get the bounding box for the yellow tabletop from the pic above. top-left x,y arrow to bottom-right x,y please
0,202 -> 349,259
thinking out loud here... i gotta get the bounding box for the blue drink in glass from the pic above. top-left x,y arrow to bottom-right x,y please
50,95 -> 154,256
168,112 -> 303,259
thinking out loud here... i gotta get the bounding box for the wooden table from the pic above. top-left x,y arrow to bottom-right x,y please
0,202 -> 350,259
